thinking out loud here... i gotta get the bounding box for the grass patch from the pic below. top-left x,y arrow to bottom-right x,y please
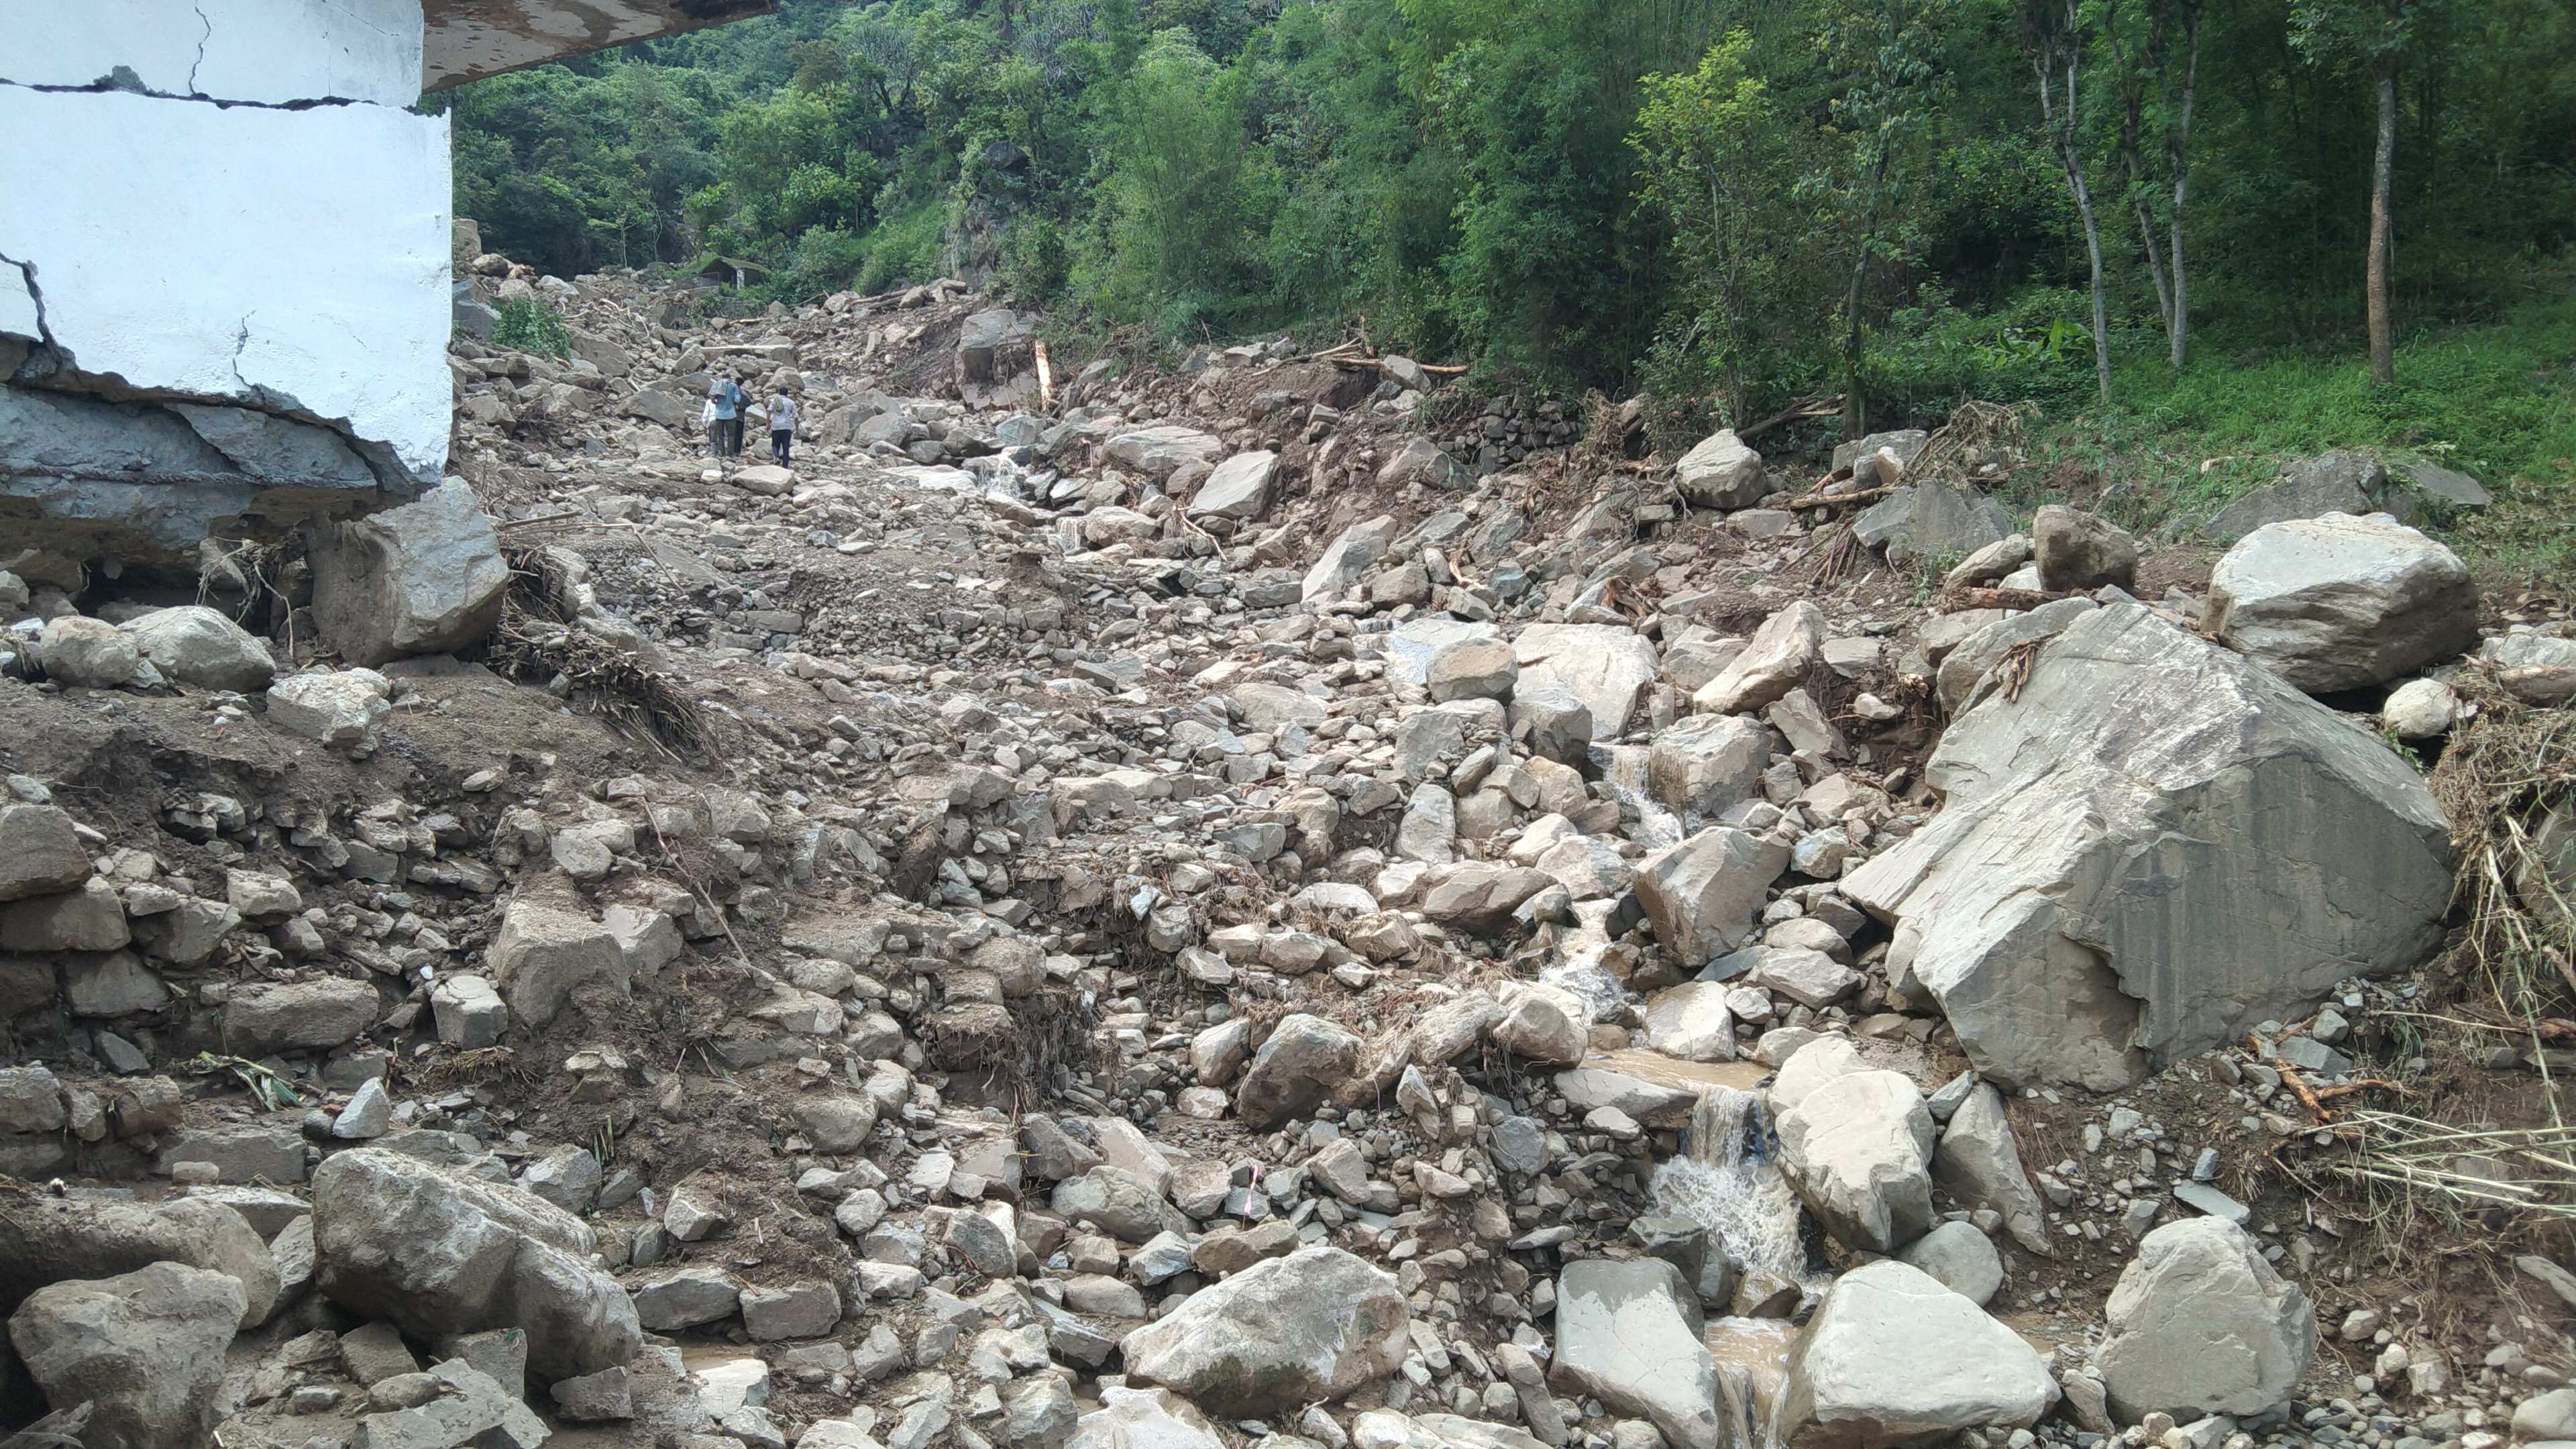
1993,290 -> 2576,577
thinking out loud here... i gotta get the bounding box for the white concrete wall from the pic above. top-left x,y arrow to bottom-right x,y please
0,0 -> 450,484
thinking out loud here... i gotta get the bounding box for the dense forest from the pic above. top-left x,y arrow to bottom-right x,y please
443,0 -> 2576,442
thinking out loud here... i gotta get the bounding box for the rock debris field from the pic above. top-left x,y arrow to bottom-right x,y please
0,256 -> 2571,1449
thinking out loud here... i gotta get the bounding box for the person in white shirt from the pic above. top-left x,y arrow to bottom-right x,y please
769,392 -> 800,466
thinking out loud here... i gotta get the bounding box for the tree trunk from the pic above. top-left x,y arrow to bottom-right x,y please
2035,1 -> 2111,406
2367,56 -> 2397,385
1841,154 -> 1884,439
2167,3 -> 2198,368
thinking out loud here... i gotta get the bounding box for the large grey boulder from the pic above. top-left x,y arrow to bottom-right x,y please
1051,1167 -> 1189,1244
2094,1218 -> 2315,1422
1513,625 -> 1660,740
1693,602 -> 1823,716
1647,713 -> 1776,820
1633,827 -> 1790,968
1674,430 -> 1767,510
223,977 -> 380,1056
1549,1257 -> 1723,1449
1896,1220 -> 2004,1305
0,1194 -> 278,1330
308,480 -> 510,665
1067,1387 -> 1226,1449
312,1146 -> 641,1384
2205,513 -> 2479,692
8,1261 -> 243,1449
1236,1013 -> 1363,1130
1934,598 -> 2096,715
1780,1259 -> 2057,1448
118,605 -> 276,691
1191,451 -> 1279,522
2201,450 -> 2386,543
1121,1246 -> 1409,1413
1304,515 -> 1401,602
1846,605 -> 2449,1089
1853,484 -> 2013,569
1106,425 -> 1223,480
1641,982 -> 1737,1063
1378,437 -> 1476,491
1776,1069 -> 1935,1253
2031,506 -> 2137,593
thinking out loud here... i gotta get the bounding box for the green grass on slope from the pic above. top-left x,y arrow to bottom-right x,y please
2010,294 -> 2576,577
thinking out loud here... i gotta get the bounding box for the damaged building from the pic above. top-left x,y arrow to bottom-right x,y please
0,0 -> 769,585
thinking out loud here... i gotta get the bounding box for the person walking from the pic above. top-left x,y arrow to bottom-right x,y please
708,373 -> 745,457
768,391 -> 799,466
700,392 -> 723,458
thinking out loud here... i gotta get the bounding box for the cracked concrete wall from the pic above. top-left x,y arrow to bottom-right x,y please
0,0 -> 449,576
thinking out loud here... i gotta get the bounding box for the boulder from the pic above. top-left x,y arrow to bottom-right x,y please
1105,426 -> 1223,480
1052,1168 -> 1189,1244
1846,605 -> 2451,1089
308,480 -> 510,665
957,307 -> 1026,382
1895,1220 -> 2004,1305
1067,1387 -> 1226,1449
2031,506 -> 2137,593
1491,982 -> 1589,1064
1514,625 -> 1660,740
2201,450 -> 2387,543
1237,1014 -> 1363,1130
1776,1069 -> 1936,1254
2094,1218 -> 2315,1422
1121,1246 -> 1409,1414
1832,430 -> 1930,474
1419,864 -> 1557,934
1674,430 -> 1768,510
0,875 -> 127,952
1512,689 -> 1593,765
632,1267 -> 741,1330
118,606 -> 277,691
0,803 -> 94,901
2380,678 -> 2460,739
1633,827 -> 1791,968
8,1261 -> 243,1449
38,616 -> 140,688
2205,513 -> 2480,692
0,1193 -> 279,1330
1693,602 -> 1824,716
1852,484 -> 2013,569
223,977 -> 379,1056
1931,1085 -> 2051,1254
1303,516 -> 1401,602
1640,983 -> 1736,1063
1377,437 -> 1475,491
265,668 -> 390,751
311,1147 -> 641,1384
1646,714 -> 1776,820
488,898 -> 631,1028
1550,1257 -> 1723,1449
1191,451 -> 1279,521
1427,639 -> 1518,704
1780,1259 -> 2058,1448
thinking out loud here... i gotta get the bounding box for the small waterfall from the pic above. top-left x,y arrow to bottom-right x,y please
1650,1085 -> 1803,1279
1589,745 -> 1683,850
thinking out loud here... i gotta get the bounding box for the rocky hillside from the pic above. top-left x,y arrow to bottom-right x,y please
0,258 -> 2569,1449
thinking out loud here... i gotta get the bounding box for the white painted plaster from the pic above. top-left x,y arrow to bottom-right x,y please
0,0 -> 424,107
0,267 -> 35,341
0,86 -> 453,480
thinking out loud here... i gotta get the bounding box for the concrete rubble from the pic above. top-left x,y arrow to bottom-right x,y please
0,261 -> 2557,1449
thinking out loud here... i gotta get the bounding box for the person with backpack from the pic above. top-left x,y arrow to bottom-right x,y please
768,391 -> 800,466
707,373 -> 745,456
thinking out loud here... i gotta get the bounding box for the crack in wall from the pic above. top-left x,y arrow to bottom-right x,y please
188,3 -> 211,95
0,250 -> 60,354
0,76 -> 372,111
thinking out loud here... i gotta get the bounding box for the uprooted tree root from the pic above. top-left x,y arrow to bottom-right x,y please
2290,683 -> 2576,1278
482,545 -> 721,759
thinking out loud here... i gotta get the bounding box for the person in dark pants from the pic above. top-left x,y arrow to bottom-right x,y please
769,392 -> 799,466
706,374 -> 742,457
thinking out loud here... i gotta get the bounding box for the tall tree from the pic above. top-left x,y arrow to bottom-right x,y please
1812,0 -> 1955,435
2021,0 -> 2112,405
2104,0 -> 2204,366
2292,0 -> 2429,384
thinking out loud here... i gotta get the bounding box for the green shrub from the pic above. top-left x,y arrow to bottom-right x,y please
492,297 -> 571,358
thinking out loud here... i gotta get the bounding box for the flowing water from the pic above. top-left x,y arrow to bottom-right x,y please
1650,1084 -> 1805,1279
